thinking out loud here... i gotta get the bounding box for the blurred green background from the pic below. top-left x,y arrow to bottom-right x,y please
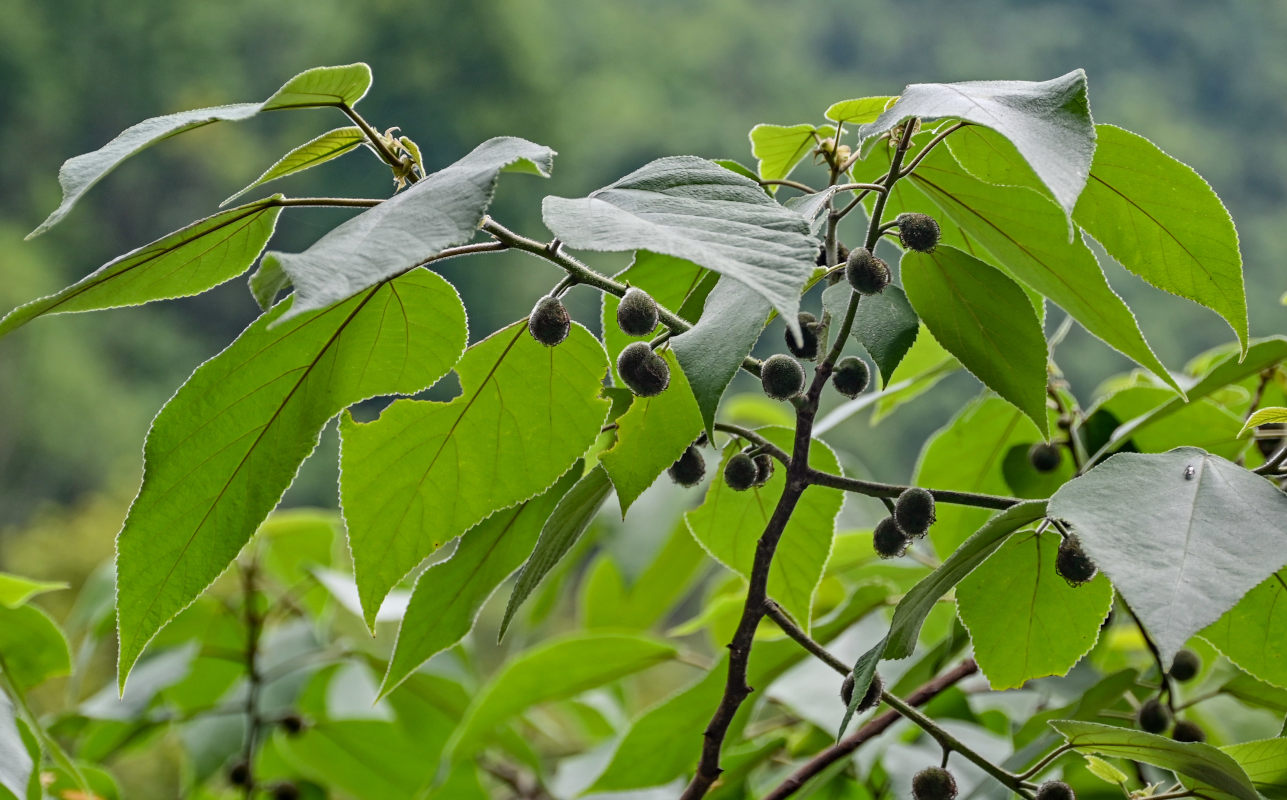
2,0 -> 1284,563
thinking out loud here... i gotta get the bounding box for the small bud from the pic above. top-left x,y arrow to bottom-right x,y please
761,354 -> 805,401
1172,720 -> 1205,743
279,712 -> 306,736
752,453 -> 775,487
894,487 -> 936,538
786,312 -> 821,360
1028,442 -> 1063,473
831,356 -> 871,398
228,760 -> 252,787
617,342 -> 670,397
873,516 -> 909,559
1169,649 -> 1201,682
724,453 -> 759,491
270,782 -> 301,800
616,287 -> 660,337
845,247 -> 891,295
528,295 -> 571,346
667,444 -> 706,487
1035,781 -> 1076,800
1055,534 -> 1097,586
896,212 -> 941,253
1137,697 -> 1170,734
912,766 -> 958,800
818,243 -> 852,271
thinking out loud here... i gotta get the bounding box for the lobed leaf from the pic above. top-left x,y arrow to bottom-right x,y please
116,269 -> 467,685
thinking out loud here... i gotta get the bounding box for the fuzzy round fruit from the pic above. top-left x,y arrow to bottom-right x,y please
753,453 -> 775,487
1028,442 -> 1063,473
896,212 -> 941,253
724,453 -> 759,492
839,670 -> 882,710
270,783 -> 301,800
873,516 -> 910,559
912,766 -> 958,800
617,342 -> 670,397
1137,697 -> 1170,734
668,445 -> 706,487
831,356 -> 871,398
1035,781 -> 1075,800
279,712 -> 306,737
787,312 -> 821,359
818,242 -> 852,268
761,354 -> 806,400
528,295 -> 571,346
1055,534 -> 1097,586
1169,649 -> 1201,682
228,760 -> 252,787
894,487 -> 936,537
1172,720 -> 1206,743
617,287 -> 660,336
845,247 -> 891,295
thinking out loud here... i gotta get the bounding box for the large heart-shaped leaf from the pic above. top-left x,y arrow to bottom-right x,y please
116,269 -> 467,685
542,156 -> 818,338
271,137 -> 554,320
1222,739 -> 1287,800
340,322 -> 610,627
858,70 -> 1094,219
1048,447 -> 1287,665
30,64 -> 371,237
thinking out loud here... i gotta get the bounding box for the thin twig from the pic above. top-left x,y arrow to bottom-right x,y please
804,469 -> 1021,510
898,122 -> 969,178
714,423 -> 792,464
761,178 -> 819,193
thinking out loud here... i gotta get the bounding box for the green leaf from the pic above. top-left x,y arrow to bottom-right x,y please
542,156 -> 819,338
0,696 -> 34,800
672,276 -> 772,438
29,64 -> 370,237
1096,387 -> 1246,461
686,427 -> 843,626
277,720 -> 438,798
444,633 -> 676,761
601,350 -> 703,514
499,464 -> 613,638
248,252 -> 292,311
0,574 -> 65,609
906,147 -> 1179,393
1049,720 -> 1259,800
1242,407 -> 1287,437
342,321 -> 609,628
901,246 -> 1049,435
826,96 -> 896,125
1048,447 -> 1287,665
1223,738 -> 1287,800
380,469 -> 578,695
840,501 -> 1047,736
222,126 -> 365,206
860,70 -> 1094,218
750,123 -> 831,186
1216,672 -> 1287,714
1203,567 -> 1287,688
956,531 -> 1112,689
1083,755 -> 1130,786
116,269 -> 467,685
1075,125 -> 1247,352
0,605 -> 71,691
850,285 -> 919,387
272,137 -> 554,320
1,199 -> 283,338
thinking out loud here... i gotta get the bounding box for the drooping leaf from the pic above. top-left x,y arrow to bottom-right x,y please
1203,567 -> 1287,689
444,633 -> 676,761
840,501 -> 1047,736
499,464 -> 613,638
686,427 -> 844,626
248,252 -> 292,311
671,276 -> 772,438
826,96 -> 896,125
29,64 -> 371,237
750,123 -> 831,187
849,285 -> 919,387
1048,447 -> 1287,665
600,349 -> 704,514
859,70 -> 1094,218
342,321 -> 610,627
901,246 -> 1049,435
1242,407 -> 1287,438
1049,720 -> 1259,800
116,269 -> 467,684
905,147 -> 1179,393
222,126 -> 365,206
1,198 -> 283,338
1222,738 -> 1287,800
542,156 -> 818,338
956,531 -> 1112,689
0,604 -> 71,691
1075,125 -> 1247,352
380,469 -> 578,695
271,136 -> 554,320
0,574 -> 66,609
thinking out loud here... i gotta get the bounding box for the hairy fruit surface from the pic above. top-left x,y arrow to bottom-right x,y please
873,516 -> 909,559
912,767 -> 958,800
787,312 -> 821,359
894,487 -> 936,537
667,444 -> 706,487
1055,534 -> 1097,586
832,356 -> 871,398
896,212 -> 941,253
1169,649 -> 1201,682
1028,442 -> 1063,473
1137,697 -> 1170,734
1035,781 -> 1076,800
761,354 -> 805,400
753,453 -> 774,487
528,295 -> 571,346
724,452 -> 758,492
845,247 -> 892,295
617,341 -> 670,397
617,287 -> 660,336
1172,720 -> 1206,743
